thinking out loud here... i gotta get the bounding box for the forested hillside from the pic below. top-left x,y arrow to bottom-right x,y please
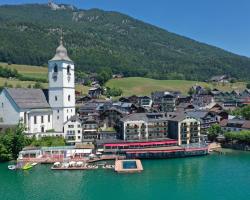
0,3 -> 250,81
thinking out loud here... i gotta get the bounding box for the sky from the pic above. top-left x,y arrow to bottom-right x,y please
1,0 -> 250,57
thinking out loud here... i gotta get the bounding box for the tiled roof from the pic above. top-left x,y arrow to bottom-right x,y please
5,88 -> 50,110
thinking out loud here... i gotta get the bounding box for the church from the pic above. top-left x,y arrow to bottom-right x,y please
0,38 -> 80,142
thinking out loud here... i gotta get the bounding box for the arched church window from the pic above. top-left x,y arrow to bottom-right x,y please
67,65 -> 70,74
54,64 -> 58,73
68,95 -> 71,101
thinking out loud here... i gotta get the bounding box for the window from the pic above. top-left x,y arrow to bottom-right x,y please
68,95 -> 71,101
57,110 -> 59,113
48,115 -> 50,123
67,65 -> 70,74
1,103 -> 3,108
34,116 -> 37,124
41,116 -> 44,123
0,117 -> 3,122
57,116 -> 59,120
55,96 -> 57,101
24,112 -> 27,124
54,64 -> 58,73
78,130 -> 81,133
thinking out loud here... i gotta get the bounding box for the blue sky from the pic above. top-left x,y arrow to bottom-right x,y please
1,0 -> 250,57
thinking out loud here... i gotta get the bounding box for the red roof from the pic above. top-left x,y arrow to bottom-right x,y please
126,147 -> 208,154
104,140 -> 178,147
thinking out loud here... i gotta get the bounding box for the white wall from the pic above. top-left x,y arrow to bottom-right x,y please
0,89 -> 20,125
28,113 -> 53,134
64,120 -> 82,143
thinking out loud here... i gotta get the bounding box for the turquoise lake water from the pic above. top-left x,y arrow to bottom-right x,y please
1,150 -> 250,200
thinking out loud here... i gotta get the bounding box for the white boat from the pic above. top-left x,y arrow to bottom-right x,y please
76,161 -> 83,167
31,162 -> 38,166
53,162 -> 61,168
8,165 -> 16,170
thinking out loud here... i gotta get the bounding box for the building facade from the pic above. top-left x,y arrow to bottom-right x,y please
63,116 -> 82,144
168,113 -> 201,145
120,113 -> 168,141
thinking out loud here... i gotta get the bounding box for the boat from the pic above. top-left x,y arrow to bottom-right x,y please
8,165 -> 16,170
22,163 -> 33,170
31,162 -> 38,166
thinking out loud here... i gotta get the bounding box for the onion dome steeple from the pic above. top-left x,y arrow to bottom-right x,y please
50,35 -> 72,62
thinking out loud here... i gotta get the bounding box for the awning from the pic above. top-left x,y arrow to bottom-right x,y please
75,149 -> 92,154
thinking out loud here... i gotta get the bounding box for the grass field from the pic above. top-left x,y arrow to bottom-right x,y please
0,62 -> 48,80
0,63 -> 246,96
106,77 -> 246,96
0,77 -> 90,94
0,62 -> 90,94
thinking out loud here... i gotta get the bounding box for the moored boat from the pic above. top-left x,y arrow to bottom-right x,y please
31,162 -> 38,166
8,165 -> 16,170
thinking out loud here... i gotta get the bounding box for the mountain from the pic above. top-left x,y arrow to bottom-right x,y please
0,3 -> 250,81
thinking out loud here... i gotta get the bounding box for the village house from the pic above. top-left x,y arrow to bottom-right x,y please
210,75 -> 230,83
220,118 -> 250,132
168,112 -> 201,145
63,116 -> 82,145
82,117 -> 99,141
186,110 -> 218,135
88,87 -> 102,99
120,113 -> 168,141
138,96 -> 153,109
99,108 -> 125,128
151,91 -> 177,112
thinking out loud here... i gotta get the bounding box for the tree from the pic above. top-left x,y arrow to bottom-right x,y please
224,131 -> 250,144
11,124 -> 27,159
188,87 -> 195,96
232,105 -> 250,120
106,87 -> 123,97
0,143 -> 12,161
0,123 -> 30,160
31,136 -> 65,147
208,124 -> 222,141
96,68 -> 112,85
33,82 -> 43,89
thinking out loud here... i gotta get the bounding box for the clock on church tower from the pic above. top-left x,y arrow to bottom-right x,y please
48,37 -> 76,133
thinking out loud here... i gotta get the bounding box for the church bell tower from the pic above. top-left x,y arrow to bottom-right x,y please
48,36 -> 75,133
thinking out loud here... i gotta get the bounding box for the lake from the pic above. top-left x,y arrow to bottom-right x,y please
1,150 -> 250,200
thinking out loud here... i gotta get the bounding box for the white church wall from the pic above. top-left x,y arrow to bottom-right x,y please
28,113 -> 53,134
0,89 -> 20,125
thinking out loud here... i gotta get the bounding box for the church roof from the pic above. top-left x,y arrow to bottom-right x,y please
5,88 -> 51,110
50,38 -> 72,62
